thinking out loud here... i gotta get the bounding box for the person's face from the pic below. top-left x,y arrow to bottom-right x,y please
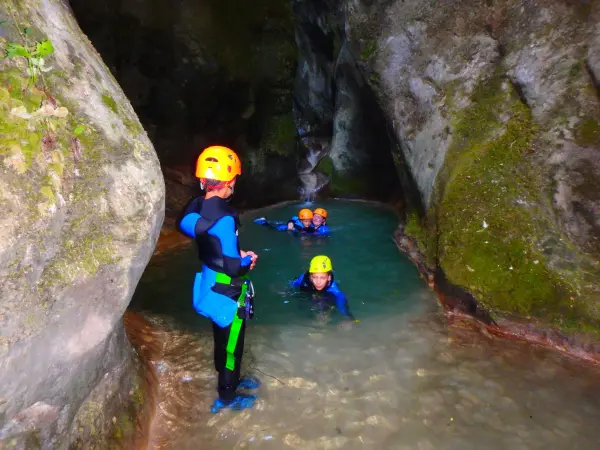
312,214 -> 325,227
310,272 -> 331,290
301,218 -> 312,228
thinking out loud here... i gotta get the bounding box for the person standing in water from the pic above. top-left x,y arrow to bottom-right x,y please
179,145 -> 260,413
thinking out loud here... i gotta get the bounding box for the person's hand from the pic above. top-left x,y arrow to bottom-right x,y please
241,250 -> 258,269
287,222 -> 294,231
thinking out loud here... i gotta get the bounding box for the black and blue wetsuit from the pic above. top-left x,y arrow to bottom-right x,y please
180,196 -> 252,402
255,216 -> 330,235
290,272 -> 353,319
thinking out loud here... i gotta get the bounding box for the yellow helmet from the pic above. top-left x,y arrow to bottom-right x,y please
309,255 -> 333,273
298,209 -> 313,220
195,146 -> 241,182
313,207 -> 327,219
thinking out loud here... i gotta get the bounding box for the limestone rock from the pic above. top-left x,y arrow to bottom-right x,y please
0,0 -> 164,446
337,0 -> 600,330
284,0 -> 600,330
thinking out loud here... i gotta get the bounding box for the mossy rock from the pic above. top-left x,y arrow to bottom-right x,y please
260,112 -> 297,157
575,117 -> 600,147
316,155 -> 368,196
0,3 -> 164,447
428,71 -> 598,330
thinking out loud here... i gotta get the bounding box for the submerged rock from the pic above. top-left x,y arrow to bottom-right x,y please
0,0 -> 164,447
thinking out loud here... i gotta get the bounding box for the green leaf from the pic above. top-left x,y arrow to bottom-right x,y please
5,42 -> 30,59
24,27 -> 32,34
35,40 -> 54,57
0,21 -> 9,26
74,124 -> 85,135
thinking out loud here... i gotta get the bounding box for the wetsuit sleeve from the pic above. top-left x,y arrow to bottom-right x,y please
316,225 -> 330,235
208,216 -> 252,277
180,213 -> 200,238
328,282 -> 353,318
177,197 -> 203,237
286,216 -> 302,229
290,273 -> 305,288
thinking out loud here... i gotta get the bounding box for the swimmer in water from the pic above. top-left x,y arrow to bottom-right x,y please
290,255 -> 356,324
254,208 -> 330,235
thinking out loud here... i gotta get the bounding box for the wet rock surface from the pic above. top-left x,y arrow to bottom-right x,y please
291,0 -> 403,201
0,0 -> 163,447
293,0 -> 600,336
69,0 -> 301,216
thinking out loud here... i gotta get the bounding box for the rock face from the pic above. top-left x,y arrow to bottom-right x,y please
316,0 -> 600,333
0,0 -> 164,447
69,0 -> 300,223
292,0 -> 403,201
294,0 -> 600,333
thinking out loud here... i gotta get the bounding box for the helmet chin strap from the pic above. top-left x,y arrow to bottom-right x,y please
225,181 -> 234,201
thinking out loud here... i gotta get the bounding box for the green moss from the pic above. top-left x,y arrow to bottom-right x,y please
369,72 -> 380,85
101,92 -> 118,114
316,156 -> 333,175
361,40 -> 377,61
260,112 -> 297,156
316,156 -> 368,195
575,117 -> 600,147
0,69 -> 47,170
569,61 -> 583,79
117,412 -> 134,437
42,226 -> 118,285
39,185 -> 55,202
101,90 -> 145,137
131,378 -> 145,406
403,210 -> 437,264
435,73 -> 587,325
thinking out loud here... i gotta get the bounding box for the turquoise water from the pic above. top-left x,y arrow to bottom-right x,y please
131,200 -> 425,327
130,200 -> 600,450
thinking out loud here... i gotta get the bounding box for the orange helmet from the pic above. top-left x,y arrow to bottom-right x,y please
313,208 -> 327,219
298,208 -> 313,220
195,146 -> 241,182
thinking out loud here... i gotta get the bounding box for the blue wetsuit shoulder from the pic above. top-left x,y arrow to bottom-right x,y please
290,273 -> 307,288
326,281 -> 352,317
314,224 -> 329,235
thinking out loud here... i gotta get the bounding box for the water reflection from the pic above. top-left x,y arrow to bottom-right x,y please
129,201 -> 600,449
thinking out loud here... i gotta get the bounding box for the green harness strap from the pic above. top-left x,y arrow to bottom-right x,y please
215,272 -> 248,371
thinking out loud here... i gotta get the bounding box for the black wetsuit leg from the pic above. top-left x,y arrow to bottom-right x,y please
212,319 -> 246,401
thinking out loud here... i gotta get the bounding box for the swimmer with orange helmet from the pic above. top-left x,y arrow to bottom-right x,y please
254,207 -> 330,235
311,207 -> 329,235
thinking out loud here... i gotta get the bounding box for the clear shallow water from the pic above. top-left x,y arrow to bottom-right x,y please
130,200 -> 600,450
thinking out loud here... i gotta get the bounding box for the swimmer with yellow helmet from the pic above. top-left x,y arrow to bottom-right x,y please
290,255 -> 356,322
